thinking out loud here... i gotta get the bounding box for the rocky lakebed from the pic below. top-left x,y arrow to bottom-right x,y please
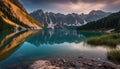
17,56 -> 120,69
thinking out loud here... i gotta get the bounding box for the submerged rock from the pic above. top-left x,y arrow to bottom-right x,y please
29,60 -> 60,69
6,56 -> 119,69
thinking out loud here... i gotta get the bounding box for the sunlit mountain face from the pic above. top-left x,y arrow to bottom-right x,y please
19,0 -> 120,14
0,0 -> 43,31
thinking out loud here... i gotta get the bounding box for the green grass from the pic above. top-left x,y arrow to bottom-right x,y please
107,50 -> 120,64
86,34 -> 120,46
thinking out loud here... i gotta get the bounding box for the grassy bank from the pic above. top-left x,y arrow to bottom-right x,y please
86,34 -> 120,46
107,50 -> 120,64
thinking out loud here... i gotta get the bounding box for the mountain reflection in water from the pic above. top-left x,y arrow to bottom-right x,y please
0,30 -> 39,61
28,29 -> 102,47
1,29 -> 119,69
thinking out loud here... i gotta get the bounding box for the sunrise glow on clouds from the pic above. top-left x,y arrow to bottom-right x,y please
52,2 -> 106,14
19,0 -> 120,14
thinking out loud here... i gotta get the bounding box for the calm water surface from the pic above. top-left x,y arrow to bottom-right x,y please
0,28 -> 119,68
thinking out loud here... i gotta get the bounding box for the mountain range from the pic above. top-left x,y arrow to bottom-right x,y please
0,0 -> 43,31
30,9 -> 111,28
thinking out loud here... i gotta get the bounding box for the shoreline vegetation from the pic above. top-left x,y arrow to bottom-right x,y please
107,50 -> 120,64
86,34 -> 120,46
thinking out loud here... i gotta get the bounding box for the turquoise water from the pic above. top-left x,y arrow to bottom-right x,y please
0,29 -> 118,69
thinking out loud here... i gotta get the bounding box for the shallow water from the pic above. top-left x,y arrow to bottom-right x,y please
0,29 -> 119,68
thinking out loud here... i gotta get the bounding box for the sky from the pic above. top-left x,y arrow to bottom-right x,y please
19,0 -> 120,14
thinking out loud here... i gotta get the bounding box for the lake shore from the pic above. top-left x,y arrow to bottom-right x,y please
29,56 -> 120,69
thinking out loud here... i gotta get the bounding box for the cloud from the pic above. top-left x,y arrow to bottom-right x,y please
50,2 -> 106,14
20,0 -> 120,4
19,0 -> 120,14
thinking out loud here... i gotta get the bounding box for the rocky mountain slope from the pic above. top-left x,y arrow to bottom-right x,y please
82,10 -> 111,22
30,9 -> 111,28
0,0 -> 43,31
